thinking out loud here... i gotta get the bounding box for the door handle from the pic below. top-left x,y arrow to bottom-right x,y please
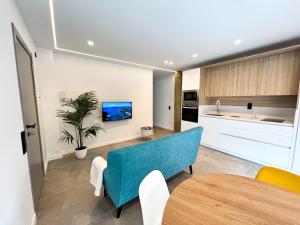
20,131 -> 27,154
27,132 -> 35,137
26,123 -> 36,129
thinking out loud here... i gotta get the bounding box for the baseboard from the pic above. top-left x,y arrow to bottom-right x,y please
31,213 -> 37,225
47,153 -> 63,161
47,134 -> 142,161
154,124 -> 174,131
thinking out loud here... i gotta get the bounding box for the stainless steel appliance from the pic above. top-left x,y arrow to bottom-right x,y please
183,90 -> 198,107
182,90 -> 199,123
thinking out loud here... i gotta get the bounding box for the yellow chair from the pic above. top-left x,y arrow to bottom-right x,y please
255,166 -> 300,194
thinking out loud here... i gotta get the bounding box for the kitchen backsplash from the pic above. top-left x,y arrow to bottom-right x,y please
199,105 -> 296,117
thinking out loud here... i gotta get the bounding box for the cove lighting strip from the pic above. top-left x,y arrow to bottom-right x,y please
49,0 -> 176,72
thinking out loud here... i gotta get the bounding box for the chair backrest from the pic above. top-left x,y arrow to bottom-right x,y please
139,170 -> 170,225
255,166 -> 300,194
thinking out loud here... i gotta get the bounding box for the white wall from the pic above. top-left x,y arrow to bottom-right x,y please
153,74 -> 175,130
36,49 -> 153,160
0,0 -> 36,224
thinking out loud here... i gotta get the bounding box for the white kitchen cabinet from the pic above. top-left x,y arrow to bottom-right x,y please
220,119 -> 293,148
198,115 -> 294,170
181,120 -> 199,131
292,120 -> 300,173
219,134 -> 292,169
182,68 -> 200,91
293,139 -> 300,173
198,116 -> 220,147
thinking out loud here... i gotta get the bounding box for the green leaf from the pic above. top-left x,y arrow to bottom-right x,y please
83,125 -> 104,139
56,91 -> 104,148
58,129 -> 74,144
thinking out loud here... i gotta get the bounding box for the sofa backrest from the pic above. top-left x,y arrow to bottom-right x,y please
103,127 -> 203,207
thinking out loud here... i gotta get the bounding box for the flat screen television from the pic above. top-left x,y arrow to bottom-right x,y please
102,102 -> 132,121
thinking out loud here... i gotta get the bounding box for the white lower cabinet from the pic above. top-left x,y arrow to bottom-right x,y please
198,117 -> 220,147
219,134 -> 292,169
220,119 -> 292,148
292,128 -> 300,173
181,120 -> 199,131
293,146 -> 300,173
197,115 -> 294,169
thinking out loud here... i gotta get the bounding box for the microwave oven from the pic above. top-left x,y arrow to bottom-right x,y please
183,90 -> 198,101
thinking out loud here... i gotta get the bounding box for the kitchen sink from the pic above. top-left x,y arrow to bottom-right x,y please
261,118 -> 285,123
205,113 -> 224,116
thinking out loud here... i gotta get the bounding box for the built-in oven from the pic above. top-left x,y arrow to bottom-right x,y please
182,107 -> 198,123
182,90 -> 199,123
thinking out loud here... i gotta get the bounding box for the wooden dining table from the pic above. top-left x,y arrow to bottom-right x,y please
162,173 -> 300,225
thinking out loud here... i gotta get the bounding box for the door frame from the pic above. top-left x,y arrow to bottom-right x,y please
11,23 -> 45,181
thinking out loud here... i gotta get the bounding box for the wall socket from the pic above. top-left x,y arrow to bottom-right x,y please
247,103 -> 253,109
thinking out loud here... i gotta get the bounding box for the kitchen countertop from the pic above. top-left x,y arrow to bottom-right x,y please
199,111 -> 294,127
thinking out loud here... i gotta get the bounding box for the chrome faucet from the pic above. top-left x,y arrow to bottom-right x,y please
216,99 -> 221,115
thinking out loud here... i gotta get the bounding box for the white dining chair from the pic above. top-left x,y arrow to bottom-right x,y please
139,170 -> 170,225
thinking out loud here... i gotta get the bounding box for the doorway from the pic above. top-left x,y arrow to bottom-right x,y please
153,71 -> 175,131
12,24 -> 44,211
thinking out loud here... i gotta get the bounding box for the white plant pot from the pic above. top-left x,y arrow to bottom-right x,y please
75,147 -> 87,159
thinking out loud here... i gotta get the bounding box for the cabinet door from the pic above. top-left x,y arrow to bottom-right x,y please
198,116 -> 220,147
182,68 -> 200,91
205,65 -> 229,97
227,59 -> 259,96
220,119 -> 293,148
293,135 -> 300,173
210,67 -> 222,97
219,134 -> 291,169
227,63 -> 239,96
257,51 -> 300,95
242,59 -> 260,96
217,65 -> 230,96
181,120 -> 199,131
206,60 -> 259,97
204,68 -> 214,97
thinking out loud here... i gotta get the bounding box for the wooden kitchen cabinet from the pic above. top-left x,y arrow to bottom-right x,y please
257,51 -> 300,95
205,65 -> 229,97
228,59 -> 259,96
203,50 -> 300,97
205,59 -> 259,97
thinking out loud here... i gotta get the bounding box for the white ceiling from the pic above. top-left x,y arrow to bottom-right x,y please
16,0 -> 300,71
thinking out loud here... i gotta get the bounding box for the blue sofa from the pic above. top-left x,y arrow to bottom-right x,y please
103,127 -> 203,217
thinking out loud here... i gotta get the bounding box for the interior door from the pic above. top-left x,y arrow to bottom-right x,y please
12,25 -> 44,211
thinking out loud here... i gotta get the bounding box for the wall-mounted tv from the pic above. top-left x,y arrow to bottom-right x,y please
102,102 -> 132,122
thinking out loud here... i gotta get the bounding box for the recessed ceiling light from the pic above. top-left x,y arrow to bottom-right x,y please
87,40 -> 94,47
193,54 -> 198,58
234,39 -> 242,45
164,60 -> 169,64
169,62 -> 173,65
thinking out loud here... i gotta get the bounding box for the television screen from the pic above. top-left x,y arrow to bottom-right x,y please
102,102 -> 132,121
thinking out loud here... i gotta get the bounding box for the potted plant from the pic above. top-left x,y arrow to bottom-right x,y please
57,91 -> 103,159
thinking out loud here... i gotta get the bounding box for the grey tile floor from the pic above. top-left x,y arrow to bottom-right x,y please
36,127 -> 261,225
